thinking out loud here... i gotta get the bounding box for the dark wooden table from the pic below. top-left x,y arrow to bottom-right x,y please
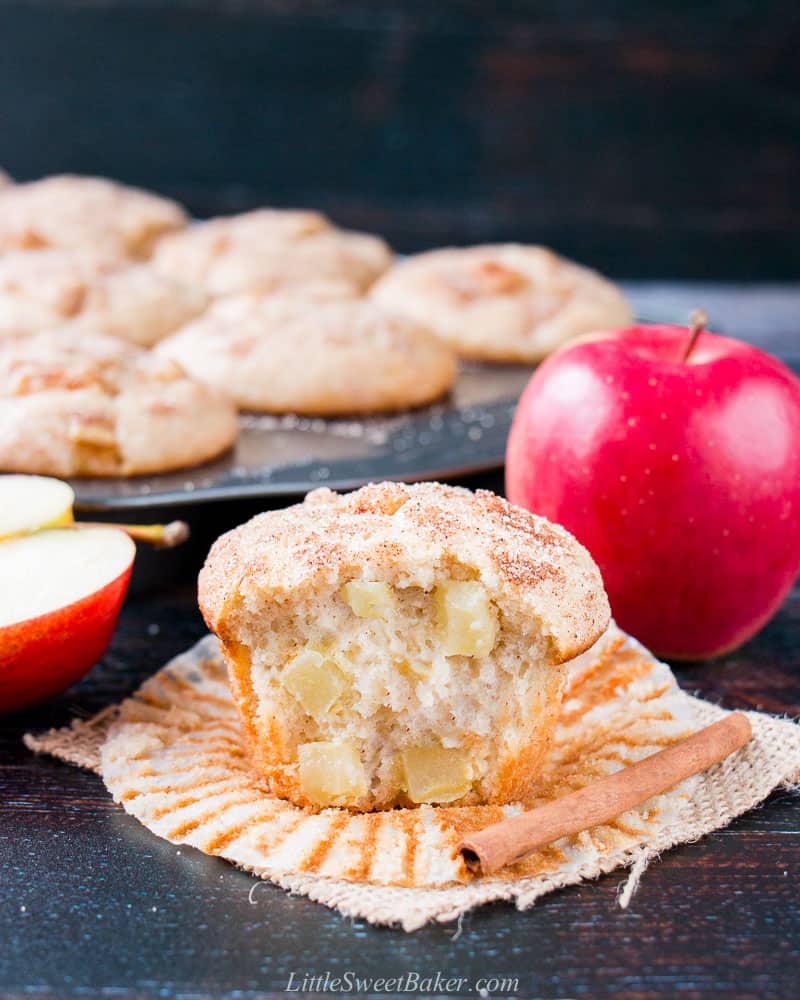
2,1 -> 799,281
2,285 -> 799,999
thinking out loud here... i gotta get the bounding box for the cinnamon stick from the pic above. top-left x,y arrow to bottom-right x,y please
458,712 -> 752,876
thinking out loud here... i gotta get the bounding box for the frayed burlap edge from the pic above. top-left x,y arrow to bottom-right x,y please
25,686 -> 800,932
173,698 -> 800,930
24,704 -> 115,774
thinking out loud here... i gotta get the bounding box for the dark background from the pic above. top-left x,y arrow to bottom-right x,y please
1,8 -> 799,996
1,0 -> 799,279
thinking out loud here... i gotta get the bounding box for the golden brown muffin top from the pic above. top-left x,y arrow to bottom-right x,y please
199,480 -> 610,664
0,174 -> 187,258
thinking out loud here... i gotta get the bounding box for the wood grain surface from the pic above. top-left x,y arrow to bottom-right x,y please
0,2 -> 798,278
2,560 -> 798,998
1,286 -> 799,997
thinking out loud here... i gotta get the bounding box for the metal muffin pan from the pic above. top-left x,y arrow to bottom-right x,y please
70,362 -> 534,512
63,285 -> 688,512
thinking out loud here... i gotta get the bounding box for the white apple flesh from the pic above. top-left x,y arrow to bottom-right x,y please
0,527 -> 135,713
0,475 -> 75,541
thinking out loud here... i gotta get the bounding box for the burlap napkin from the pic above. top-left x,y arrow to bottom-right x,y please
25,628 -> 800,931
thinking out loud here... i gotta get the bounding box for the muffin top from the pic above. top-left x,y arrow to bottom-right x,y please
199,481 -> 610,664
157,291 -> 457,415
370,244 -> 632,362
152,208 -> 392,296
0,249 -> 207,345
1,327 -> 185,395
0,329 -> 237,476
0,174 -> 187,259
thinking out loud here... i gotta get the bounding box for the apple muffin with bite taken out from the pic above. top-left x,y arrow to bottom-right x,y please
199,481 -> 610,811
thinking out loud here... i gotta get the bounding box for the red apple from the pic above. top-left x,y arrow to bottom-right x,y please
506,322 -> 800,659
0,527 -> 135,713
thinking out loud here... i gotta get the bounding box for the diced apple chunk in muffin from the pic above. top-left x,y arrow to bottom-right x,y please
400,745 -> 473,804
434,580 -> 498,657
297,741 -> 367,807
282,649 -> 348,719
341,580 -> 395,619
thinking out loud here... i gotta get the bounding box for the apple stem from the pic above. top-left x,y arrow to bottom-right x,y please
76,520 -> 190,549
682,309 -> 708,362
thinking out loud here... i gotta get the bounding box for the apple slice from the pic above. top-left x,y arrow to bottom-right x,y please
0,527 -> 135,714
0,475 -> 75,541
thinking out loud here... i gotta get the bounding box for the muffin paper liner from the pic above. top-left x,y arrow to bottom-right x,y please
25,627 -> 800,931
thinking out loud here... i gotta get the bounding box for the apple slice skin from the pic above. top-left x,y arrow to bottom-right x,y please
506,324 -> 800,660
0,562 -> 132,715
